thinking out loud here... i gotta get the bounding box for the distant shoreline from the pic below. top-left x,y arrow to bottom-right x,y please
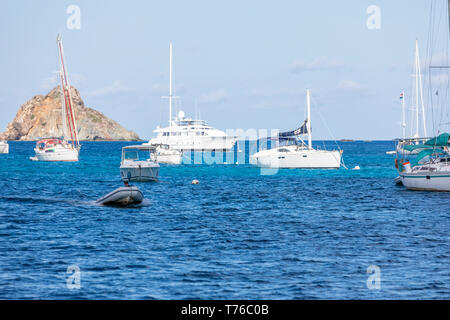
4,139 -> 397,142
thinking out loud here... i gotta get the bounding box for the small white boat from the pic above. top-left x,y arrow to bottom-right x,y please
0,141 -> 9,154
120,145 -> 160,182
251,89 -> 342,169
142,143 -> 182,165
96,186 -> 144,206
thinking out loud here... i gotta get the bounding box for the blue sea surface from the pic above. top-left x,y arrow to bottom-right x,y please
0,141 -> 448,299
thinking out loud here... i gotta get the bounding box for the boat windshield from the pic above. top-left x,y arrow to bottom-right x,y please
36,138 -> 63,149
280,137 -> 298,147
123,149 -> 156,161
124,150 -> 139,160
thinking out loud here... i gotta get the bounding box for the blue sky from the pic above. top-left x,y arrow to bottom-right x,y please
0,0 -> 448,140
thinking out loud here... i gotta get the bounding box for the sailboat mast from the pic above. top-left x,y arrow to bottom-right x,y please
306,89 -> 312,149
59,72 -> 67,139
417,54 -> 427,138
57,35 -> 79,147
169,42 -> 173,129
414,40 -> 420,138
401,90 -> 406,139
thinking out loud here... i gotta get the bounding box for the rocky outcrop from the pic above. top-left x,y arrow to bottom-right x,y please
0,86 -> 140,141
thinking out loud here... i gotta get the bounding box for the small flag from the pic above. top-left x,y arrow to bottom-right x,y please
399,92 -> 404,100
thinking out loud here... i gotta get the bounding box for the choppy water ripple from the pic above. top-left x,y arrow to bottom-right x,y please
0,141 -> 448,299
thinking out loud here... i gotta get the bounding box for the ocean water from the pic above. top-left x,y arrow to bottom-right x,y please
0,140 -> 449,299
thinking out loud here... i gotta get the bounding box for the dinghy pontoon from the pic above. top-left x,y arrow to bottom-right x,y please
96,184 -> 144,206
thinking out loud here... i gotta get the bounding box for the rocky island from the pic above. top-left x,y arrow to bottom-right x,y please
0,86 -> 140,141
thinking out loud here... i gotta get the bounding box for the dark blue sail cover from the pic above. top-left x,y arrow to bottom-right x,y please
278,120 -> 309,137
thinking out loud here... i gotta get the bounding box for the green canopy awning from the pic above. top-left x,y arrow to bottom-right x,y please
425,133 -> 450,147
411,148 -> 447,166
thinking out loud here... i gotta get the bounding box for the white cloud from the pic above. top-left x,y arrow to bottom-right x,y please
250,100 -> 295,110
337,79 -> 365,91
290,58 -> 344,73
149,83 -> 167,95
198,88 -> 228,104
40,73 -> 86,91
149,82 -> 186,96
88,80 -> 132,97
69,74 -> 86,88
40,74 -> 59,91
249,87 -> 304,98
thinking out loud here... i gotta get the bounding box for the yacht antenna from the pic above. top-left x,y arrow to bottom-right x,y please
162,42 -> 179,130
401,90 -> 406,139
169,42 -> 173,128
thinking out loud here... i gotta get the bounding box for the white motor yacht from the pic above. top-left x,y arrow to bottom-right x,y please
147,43 -> 236,151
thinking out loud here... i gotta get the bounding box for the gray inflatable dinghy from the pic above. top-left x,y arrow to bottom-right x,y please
96,186 -> 144,206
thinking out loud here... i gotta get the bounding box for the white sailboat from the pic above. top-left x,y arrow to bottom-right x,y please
395,1 -> 450,191
146,43 -> 237,152
251,89 -> 342,169
396,40 -> 429,155
396,134 -> 450,191
0,141 -> 8,154
31,35 -> 80,162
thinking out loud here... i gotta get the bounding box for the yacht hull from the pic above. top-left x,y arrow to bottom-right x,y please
32,146 -> 79,162
149,136 -> 237,151
156,153 -> 182,165
120,164 -> 160,182
0,142 -> 9,154
252,149 -> 341,169
399,172 -> 450,191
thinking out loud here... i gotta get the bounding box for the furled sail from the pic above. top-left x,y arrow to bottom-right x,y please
278,120 -> 310,137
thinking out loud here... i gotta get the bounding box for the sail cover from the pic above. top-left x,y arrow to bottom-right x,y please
278,120 -> 309,137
